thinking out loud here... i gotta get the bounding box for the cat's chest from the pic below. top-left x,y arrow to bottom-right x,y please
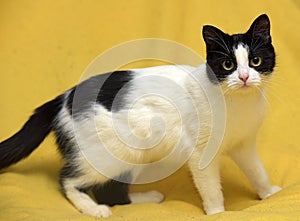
222,91 -> 266,144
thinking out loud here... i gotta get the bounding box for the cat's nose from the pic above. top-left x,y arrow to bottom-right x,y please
237,66 -> 250,83
238,73 -> 249,83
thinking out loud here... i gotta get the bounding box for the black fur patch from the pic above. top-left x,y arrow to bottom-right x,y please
67,70 -> 133,117
202,14 -> 275,84
91,173 -> 132,206
53,123 -> 78,160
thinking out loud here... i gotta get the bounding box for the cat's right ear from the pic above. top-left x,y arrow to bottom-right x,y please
202,25 -> 227,49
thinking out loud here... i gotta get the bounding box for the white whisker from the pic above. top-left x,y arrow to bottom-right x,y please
264,86 -> 287,105
254,86 -> 272,108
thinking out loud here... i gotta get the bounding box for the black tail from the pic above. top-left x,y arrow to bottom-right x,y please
0,95 -> 64,169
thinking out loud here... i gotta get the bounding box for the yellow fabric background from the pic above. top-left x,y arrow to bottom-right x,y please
0,0 -> 299,220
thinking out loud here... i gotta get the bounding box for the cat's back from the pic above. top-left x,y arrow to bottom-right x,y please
65,64 -> 197,115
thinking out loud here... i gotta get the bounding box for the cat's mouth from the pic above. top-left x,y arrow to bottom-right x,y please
242,81 -> 256,88
241,84 -> 250,89
226,81 -> 261,91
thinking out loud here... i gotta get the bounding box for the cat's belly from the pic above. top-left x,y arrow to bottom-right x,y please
72,103 -> 197,165
69,104 -> 198,184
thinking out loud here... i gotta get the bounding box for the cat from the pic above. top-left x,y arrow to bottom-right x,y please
0,14 -> 281,217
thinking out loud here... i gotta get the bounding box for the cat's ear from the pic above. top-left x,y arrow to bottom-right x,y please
247,14 -> 271,43
202,25 -> 227,48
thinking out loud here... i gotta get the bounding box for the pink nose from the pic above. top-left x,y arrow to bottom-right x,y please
239,73 -> 249,83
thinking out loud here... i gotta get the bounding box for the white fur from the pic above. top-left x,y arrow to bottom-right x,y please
129,191 -> 164,204
58,65 -> 210,217
63,179 -> 112,218
57,60 -> 281,217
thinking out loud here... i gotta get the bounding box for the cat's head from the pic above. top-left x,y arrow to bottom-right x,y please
203,14 -> 275,91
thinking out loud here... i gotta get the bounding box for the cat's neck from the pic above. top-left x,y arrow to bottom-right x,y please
223,86 -> 266,120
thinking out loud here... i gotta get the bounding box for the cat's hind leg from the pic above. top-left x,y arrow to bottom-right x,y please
59,162 -> 112,218
91,179 -> 131,206
92,179 -> 164,205
62,178 -> 112,218
61,177 -> 112,218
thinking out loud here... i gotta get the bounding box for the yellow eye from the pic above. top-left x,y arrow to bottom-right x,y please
222,60 -> 235,71
250,56 -> 262,67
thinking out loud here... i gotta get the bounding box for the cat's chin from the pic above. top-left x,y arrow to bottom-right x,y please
240,84 -> 252,90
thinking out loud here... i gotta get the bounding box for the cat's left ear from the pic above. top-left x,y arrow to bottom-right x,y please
202,25 -> 228,50
246,14 -> 272,43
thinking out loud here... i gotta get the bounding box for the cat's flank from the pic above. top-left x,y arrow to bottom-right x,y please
0,14 -> 281,217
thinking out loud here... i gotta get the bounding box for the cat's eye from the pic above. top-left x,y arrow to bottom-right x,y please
222,60 -> 235,71
250,56 -> 262,67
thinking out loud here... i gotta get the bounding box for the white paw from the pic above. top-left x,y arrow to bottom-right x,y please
145,190 -> 165,203
205,206 -> 225,215
260,185 -> 282,199
86,205 -> 112,218
130,190 -> 164,204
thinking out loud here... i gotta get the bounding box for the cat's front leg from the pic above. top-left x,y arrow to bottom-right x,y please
229,139 -> 281,199
188,149 -> 224,215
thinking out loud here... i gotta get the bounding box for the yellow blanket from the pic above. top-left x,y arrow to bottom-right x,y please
0,0 -> 299,220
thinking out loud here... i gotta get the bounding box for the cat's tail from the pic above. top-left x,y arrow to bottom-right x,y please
0,95 -> 64,169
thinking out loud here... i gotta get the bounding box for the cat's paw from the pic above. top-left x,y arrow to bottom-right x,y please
145,190 -> 165,203
87,205 -> 112,218
260,185 -> 282,199
129,190 -> 164,204
205,206 -> 225,215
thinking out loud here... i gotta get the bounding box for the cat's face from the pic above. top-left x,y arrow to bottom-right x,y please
203,14 -> 275,91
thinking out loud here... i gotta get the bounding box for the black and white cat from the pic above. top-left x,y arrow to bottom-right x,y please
0,14 -> 281,217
